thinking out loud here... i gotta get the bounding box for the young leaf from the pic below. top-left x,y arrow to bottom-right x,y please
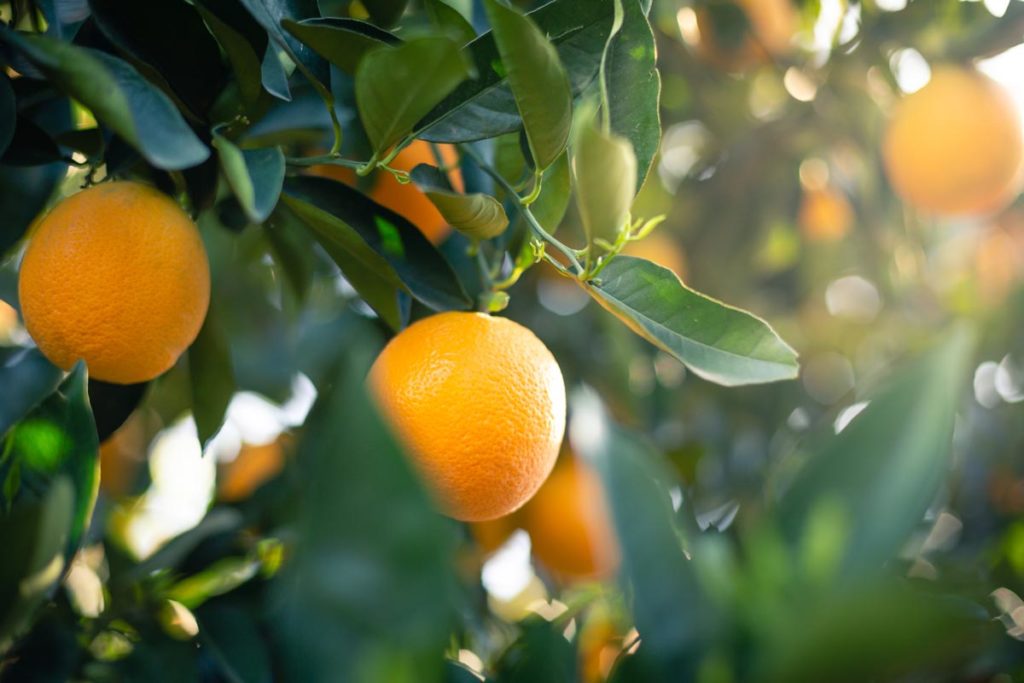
356,37 -> 474,156
189,305 -> 236,449
483,0 -> 572,171
775,326 -> 976,579
0,348 -> 63,439
410,164 -> 509,240
585,256 -> 799,386
573,115 -> 637,244
605,0 -> 661,192
212,133 -> 285,223
0,30 -> 209,170
283,17 -> 398,74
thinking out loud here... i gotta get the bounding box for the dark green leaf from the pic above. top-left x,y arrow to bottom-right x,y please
0,73 -> 15,158
270,322 -> 458,683
260,42 -> 292,101
264,211 -> 316,303
283,176 -> 472,312
89,378 -> 147,442
0,161 -> 65,257
418,0 -> 614,142
483,0 -> 571,171
2,115 -> 64,166
53,127 -> 105,158
189,305 -> 236,449
283,17 -> 398,74
605,0 -> 660,192
356,37 -> 474,156
0,30 -> 209,170
585,256 -> 799,386
0,348 -> 63,439
195,0 -> 266,108
574,113 -> 636,244
198,604 -> 273,683
213,133 -> 285,223
236,0 -> 328,85
425,0 -> 476,45
775,326 -> 976,579
365,0 -> 408,27
411,163 -> 508,239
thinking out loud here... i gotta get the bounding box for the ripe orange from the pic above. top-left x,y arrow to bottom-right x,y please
520,456 -> 619,580
368,312 -> 566,522
18,182 -> 210,384
798,186 -> 854,241
623,232 -> 688,279
218,438 -> 288,502
883,66 -> 1024,217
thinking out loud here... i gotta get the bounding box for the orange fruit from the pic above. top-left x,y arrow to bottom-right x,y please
218,438 -> 288,502
692,0 -> 797,72
798,186 -> 854,241
623,232 -> 688,279
18,182 -> 210,384
368,312 -> 566,522
883,66 -> 1024,217
520,456 -> 619,580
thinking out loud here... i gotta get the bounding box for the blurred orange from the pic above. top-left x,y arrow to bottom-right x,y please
309,140 -> 462,244
623,231 -> 688,280
975,220 -> 1024,307
471,515 -> 519,556
218,437 -> 289,502
690,0 -> 797,72
579,608 -> 625,683
0,299 -> 18,342
99,414 -> 148,497
798,187 -> 854,242
520,455 -> 619,581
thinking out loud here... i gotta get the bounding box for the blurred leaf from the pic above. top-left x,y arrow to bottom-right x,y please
411,163 -> 509,239
574,113 -> 636,244
282,176 -> 472,312
283,17 -> 398,74
0,348 -> 63,439
483,0 -> 571,171
355,37 -> 473,156
776,326 -> 976,578
419,0 -> 613,142
198,603 -> 273,683
87,0 -> 229,119
213,133 -> 285,223
35,0 -> 90,39
122,509 -> 244,584
585,256 -> 799,386
0,73 -> 16,158
0,161 -> 65,257
236,0 -> 328,86
528,152 -> 571,234
264,211 -> 316,303
189,305 -> 236,449
445,661 -> 487,683
425,0 -> 476,45
89,378 -> 147,443
604,0 -> 660,193
260,42 -> 292,101
572,389 -> 711,678
195,0 -> 266,108
167,556 -> 260,609
0,477 -> 73,653
270,322 -> 458,683
0,30 -> 209,170
493,616 -> 577,683
365,0 -> 408,27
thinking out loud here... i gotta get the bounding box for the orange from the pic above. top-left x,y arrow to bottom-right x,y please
798,186 -> 854,241
368,312 -> 565,522
18,182 -> 210,384
623,232 -> 688,279
691,0 -> 797,72
883,66 -> 1024,217
520,456 -> 619,580
218,438 -> 288,502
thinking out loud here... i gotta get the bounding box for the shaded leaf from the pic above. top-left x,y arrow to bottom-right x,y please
493,617 -> 577,683
189,305 -> 236,449
283,17 -> 398,74
198,603 -> 273,683
411,163 -> 508,240
425,0 -> 476,45
0,73 -> 15,158
195,0 -> 266,108
236,0 -> 327,85
213,133 -> 285,223
89,378 -> 147,442
0,161 -> 65,257
0,348 -> 63,439
574,113 -> 636,244
483,0 -> 571,171
585,256 -> 799,386
1,115 -> 63,166
365,0 -> 408,27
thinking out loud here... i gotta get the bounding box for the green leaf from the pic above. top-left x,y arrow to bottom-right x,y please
585,256 -> 799,386
605,0 -> 661,192
213,133 -> 285,223
493,617 -> 577,683
0,30 -> 209,170
356,37 -> 474,156
419,0 -> 615,142
236,0 -> 328,85
0,477 -> 73,653
425,0 -> 476,45
189,305 -> 236,449
365,0 -> 409,27
775,326 -> 976,579
270,322 -> 458,683
198,603 -> 274,683
0,73 -> 14,158
410,164 -> 509,240
264,212 -> 316,304
283,17 -> 398,74
282,176 -> 472,312
529,152 -> 572,234
275,195 -> 406,331
0,349 -> 63,439
483,0 -> 572,171
574,113 -> 637,244
195,0 -> 265,108
0,161 -> 65,257
88,378 -> 148,442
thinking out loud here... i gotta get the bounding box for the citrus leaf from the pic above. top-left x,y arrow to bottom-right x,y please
283,17 -> 398,74
0,349 -> 63,439
775,325 -> 976,579
189,304 -> 236,450
425,0 -> 476,45
365,0 -> 408,27
411,163 -> 509,240
236,0 -> 327,86
483,0 -> 572,171
574,114 -> 636,244
283,176 -> 472,312
585,256 -> 799,386
195,0 -> 266,108
0,162 -> 65,258
356,37 -> 474,156
88,378 -> 147,442
212,133 -> 285,223
0,29 -> 209,170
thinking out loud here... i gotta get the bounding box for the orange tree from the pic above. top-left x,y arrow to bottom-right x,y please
2,0 -> 1024,681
